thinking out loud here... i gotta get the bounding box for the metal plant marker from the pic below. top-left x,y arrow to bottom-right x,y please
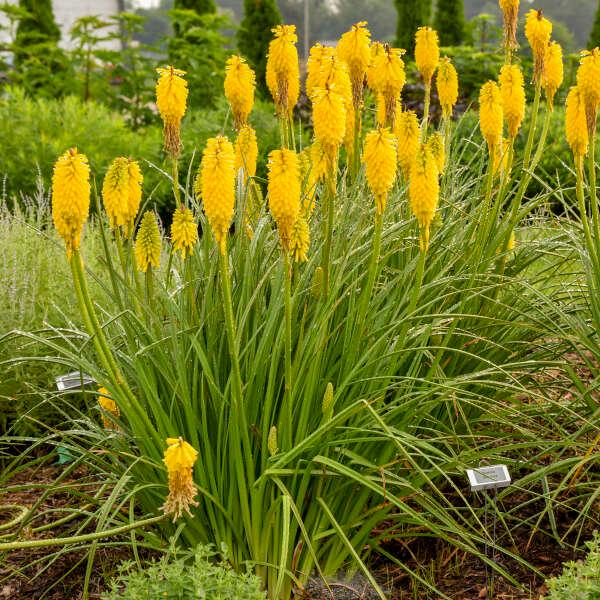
55,371 -> 96,392
466,464 -> 511,599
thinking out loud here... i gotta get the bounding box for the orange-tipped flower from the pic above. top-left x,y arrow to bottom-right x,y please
395,110 -> 420,179
427,132 -> 446,175
135,211 -> 161,272
566,86 -> 589,160
289,212 -> 310,263
479,81 -> 504,153
436,57 -> 459,119
415,27 -> 440,86
337,21 -> 371,106
170,206 -> 198,258
52,148 -> 90,259
525,10 -> 552,82
156,66 -> 188,158
224,55 -> 255,128
266,25 -> 300,117
235,124 -> 258,178
543,42 -> 563,110
312,85 -> 347,157
97,387 -> 120,430
161,437 -> 199,521
499,64 -> 525,139
409,144 -> 439,251
267,149 -> 301,251
363,127 -> 397,214
369,45 -> 406,127
197,136 -> 235,254
103,157 -> 143,237
499,0 -> 520,52
577,48 -> 600,132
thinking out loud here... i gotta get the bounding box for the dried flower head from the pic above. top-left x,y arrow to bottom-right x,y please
499,0 -> 520,52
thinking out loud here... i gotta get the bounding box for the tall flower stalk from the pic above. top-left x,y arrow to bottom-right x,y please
415,27 -> 440,139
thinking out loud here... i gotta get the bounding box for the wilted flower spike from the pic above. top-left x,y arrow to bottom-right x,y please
415,27 -> 440,85
409,144 -> 440,251
197,136 -> 236,254
337,21 -> 371,107
499,0 -> 520,52
267,149 -> 301,251
266,25 -> 300,117
479,81 -> 504,153
525,10 -> 552,82
543,42 -> 563,110
97,387 -> 120,430
499,64 -> 525,139
436,57 -> 459,119
161,437 -> 199,521
395,110 -> 420,179
566,86 -> 589,160
224,55 -> 255,128
156,66 -> 188,158
135,211 -> 161,272
171,206 -> 198,259
363,127 -> 397,215
52,148 -> 91,259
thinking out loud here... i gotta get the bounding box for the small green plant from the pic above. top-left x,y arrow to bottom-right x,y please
103,545 -> 266,600
542,534 -> 600,599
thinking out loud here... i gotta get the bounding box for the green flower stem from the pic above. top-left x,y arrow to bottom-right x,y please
421,82 -> 431,141
523,78 -> 542,171
351,105 -> 362,180
172,157 -> 181,207
0,514 -> 167,551
283,250 -> 293,449
587,126 -> 600,261
145,266 -> 154,302
576,156 -> 600,275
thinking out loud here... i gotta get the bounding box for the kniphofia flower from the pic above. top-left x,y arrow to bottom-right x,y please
267,149 -> 301,251
436,57 -> 459,119
499,64 -> 525,139
97,387 -> 120,430
52,148 -> 90,259
415,27 -> 440,86
266,25 -> 300,117
224,55 -> 255,128
577,48 -> 600,132
363,127 -> 397,215
427,132 -> 446,175
102,157 -> 143,237
525,10 -> 552,82
543,42 -> 563,110
337,21 -> 371,107
410,144 -> 440,251
566,86 -> 589,160
156,66 -> 188,158
235,124 -> 258,179
171,206 -> 198,258
395,110 -> 420,180
368,45 -> 406,128
135,211 -> 161,272
289,212 -> 310,263
499,0 -> 520,52
311,84 -> 346,159
306,44 -> 334,98
479,81 -> 504,153
161,437 -> 199,521
197,136 -> 236,254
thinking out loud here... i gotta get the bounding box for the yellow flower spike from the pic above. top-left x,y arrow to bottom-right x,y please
156,66 -> 189,158
395,110 -> 420,180
161,437 -> 199,521
543,42 -> 563,110
170,206 -> 198,259
267,148 -> 301,251
306,44 -> 329,98
197,136 -> 236,254
266,25 -> 300,117
493,138 -> 512,176
525,10 -> 552,82
97,387 -> 120,430
499,0 -> 520,52
369,45 -> 406,128
102,157 -> 143,237
125,160 -> 143,238
311,84 -> 347,156
337,21 -> 371,106
289,212 -> 310,263
499,64 -> 525,139
366,41 -> 385,91
320,54 -> 353,105
224,55 -> 256,128
363,127 -> 397,215
134,211 -> 162,272
566,86 -> 589,160
299,147 -> 318,215
577,48 -> 600,132
409,143 -> 440,252
344,104 -> 356,161
479,81 -> 504,154
309,139 -> 328,184
51,148 -> 91,259
437,57 -> 459,119
427,131 -> 446,175
415,27 -> 440,86
235,124 -> 258,179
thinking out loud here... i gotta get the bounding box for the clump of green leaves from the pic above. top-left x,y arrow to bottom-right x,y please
542,534 -> 600,599
103,545 -> 266,600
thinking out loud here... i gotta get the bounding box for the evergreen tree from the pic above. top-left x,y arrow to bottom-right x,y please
434,0 -> 465,46
174,0 -> 216,16
238,0 -> 281,92
15,0 -> 60,55
590,0 -> 600,48
395,0 -> 431,55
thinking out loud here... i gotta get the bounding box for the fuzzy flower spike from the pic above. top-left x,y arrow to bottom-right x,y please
224,55 -> 256,128
161,437 -> 199,521
156,66 -> 189,158
337,21 -> 371,107
525,10 -> 552,83
266,25 -> 300,118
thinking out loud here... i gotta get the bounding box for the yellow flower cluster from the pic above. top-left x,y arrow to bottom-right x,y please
135,211 -> 161,272
102,157 -> 143,237
368,45 -> 406,127
395,110 -> 420,180
171,206 -> 198,258
224,55 -> 255,128
97,387 -> 120,430
51,148 -> 90,259
577,48 -> 600,131
436,57 -> 459,119
363,127 -> 397,214
161,437 -> 199,521
479,81 -> 504,153
306,44 -> 334,98
312,85 -> 347,158
266,25 -> 300,117
566,86 -> 589,160
409,144 -> 440,251
289,213 -> 310,263
543,42 -> 564,109
337,21 -> 371,106
235,124 -> 258,178
525,10 -> 552,82
499,0 -> 520,52
156,66 -> 188,157
499,64 -> 525,139
197,136 -> 236,254
415,27 -> 440,86
427,132 -> 446,175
